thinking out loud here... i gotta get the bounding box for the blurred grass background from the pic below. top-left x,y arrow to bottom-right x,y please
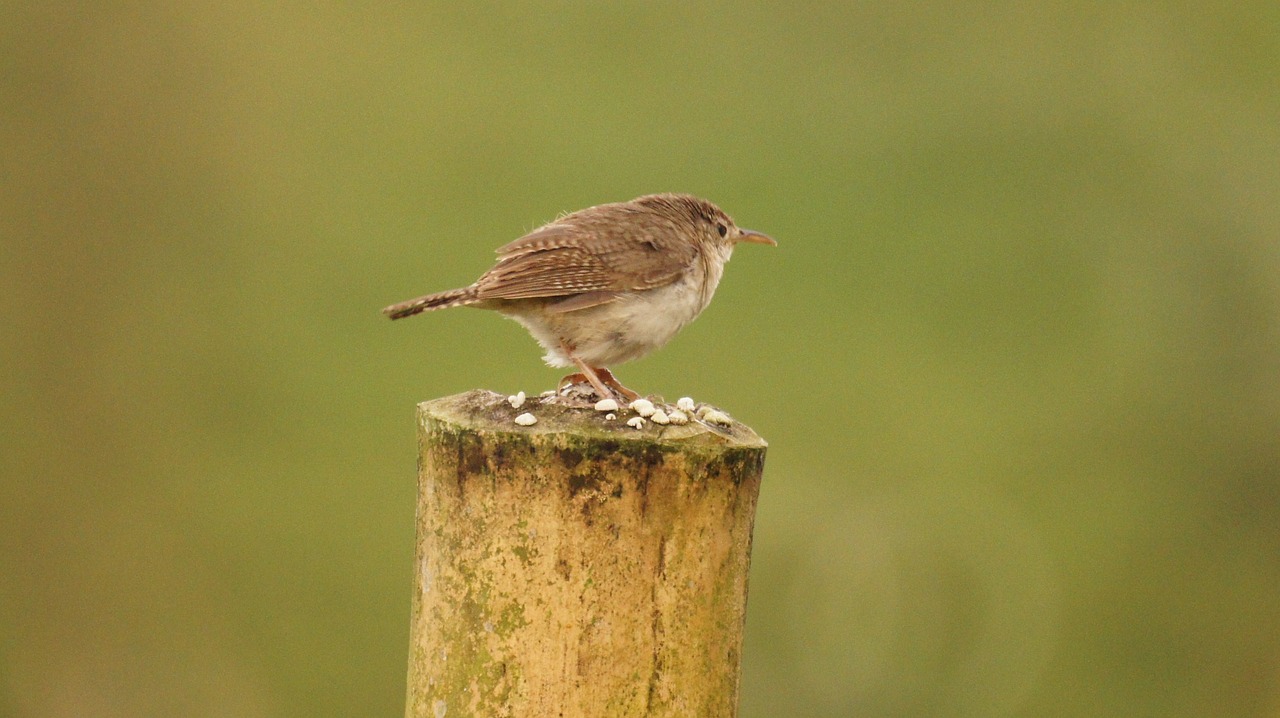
3,1 -> 1278,716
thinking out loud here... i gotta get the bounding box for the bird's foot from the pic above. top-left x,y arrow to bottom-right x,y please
593,367 -> 640,403
557,372 -> 590,392
558,341 -> 639,402
556,370 -> 613,402
556,368 -> 639,403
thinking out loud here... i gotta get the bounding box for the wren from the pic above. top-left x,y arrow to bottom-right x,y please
382,193 -> 774,400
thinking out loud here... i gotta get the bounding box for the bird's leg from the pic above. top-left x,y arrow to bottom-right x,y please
559,343 -> 613,400
593,367 -> 640,402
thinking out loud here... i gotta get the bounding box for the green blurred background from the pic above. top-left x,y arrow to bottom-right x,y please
4,2 -> 1278,716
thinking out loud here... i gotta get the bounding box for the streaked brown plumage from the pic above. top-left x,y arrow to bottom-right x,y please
383,193 -> 774,400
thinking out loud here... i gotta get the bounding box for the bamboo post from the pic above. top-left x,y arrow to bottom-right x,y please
405,389 -> 767,718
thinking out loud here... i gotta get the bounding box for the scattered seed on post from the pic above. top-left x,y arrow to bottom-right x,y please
594,398 -> 619,412
650,409 -> 670,425
676,396 -> 696,412
700,408 -> 732,426
668,409 -> 689,425
629,398 -> 656,417
626,416 -> 646,429
513,412 -> 537,426
605,413 -> 616,421
508,391 -> 526,409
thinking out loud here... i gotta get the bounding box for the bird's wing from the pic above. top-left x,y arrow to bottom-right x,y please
476,214 -> 698,300
493,223 -> 581,257
475,246 -> 618,300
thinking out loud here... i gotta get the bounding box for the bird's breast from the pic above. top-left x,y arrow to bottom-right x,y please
551,270 -> 716,367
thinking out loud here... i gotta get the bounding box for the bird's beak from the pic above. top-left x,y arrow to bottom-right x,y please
734,229 -> 777,246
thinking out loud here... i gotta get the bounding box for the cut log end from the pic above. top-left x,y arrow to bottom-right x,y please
418,389 -> 768,449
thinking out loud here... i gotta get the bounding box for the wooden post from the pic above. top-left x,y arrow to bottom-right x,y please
405,390 -> 767,718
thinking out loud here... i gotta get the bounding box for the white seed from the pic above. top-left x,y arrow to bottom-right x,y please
650,409 -> 670,425
507,391 -> 526,409
626,416 -> 646,429
605,413 -> 616,421
594,398 -> 619,412
701,408 -> 732,426
668,409 -> 689,425
513,412 -> 537,426
629,398 -> 656,417
676,396 -> 696,412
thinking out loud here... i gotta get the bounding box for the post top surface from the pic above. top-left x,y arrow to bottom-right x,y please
418,390 -> 767,449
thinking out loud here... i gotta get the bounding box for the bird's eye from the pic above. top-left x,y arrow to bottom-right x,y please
716,223 -> 727,237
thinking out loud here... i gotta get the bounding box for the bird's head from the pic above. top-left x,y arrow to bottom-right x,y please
636,193 -> 776,256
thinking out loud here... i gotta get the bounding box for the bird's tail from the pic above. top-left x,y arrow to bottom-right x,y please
382,286 -> 480,319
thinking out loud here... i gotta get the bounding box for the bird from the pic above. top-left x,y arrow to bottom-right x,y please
382,193 -> 775,401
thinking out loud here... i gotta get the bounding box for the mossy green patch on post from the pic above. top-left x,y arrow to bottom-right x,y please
405,390 -> 767,718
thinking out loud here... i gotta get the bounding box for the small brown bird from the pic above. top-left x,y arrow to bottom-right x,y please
382,193 -> 775,400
